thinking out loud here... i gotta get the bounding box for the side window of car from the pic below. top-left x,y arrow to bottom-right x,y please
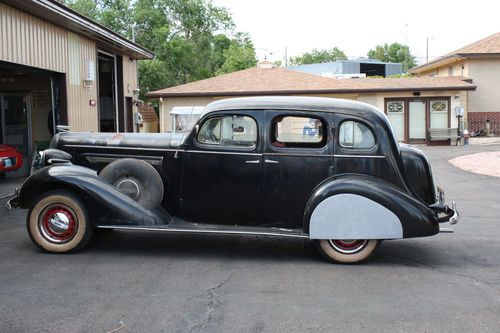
197,115 -> 257,148
271,115 -> 326,148
198,117 -> 222,145
220,115 -> 258,147
339,120 -> 375,149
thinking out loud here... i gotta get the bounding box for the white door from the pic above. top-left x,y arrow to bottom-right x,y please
409,101 -> 426,140
430,100 -> 448,129
386,101 -> 405,141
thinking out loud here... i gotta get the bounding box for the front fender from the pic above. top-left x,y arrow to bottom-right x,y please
19,164 -> 168,226
303,174 -> 439,239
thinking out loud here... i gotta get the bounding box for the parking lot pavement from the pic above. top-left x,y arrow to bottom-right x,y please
1,145 -> 500,332
0,177 -> 23,198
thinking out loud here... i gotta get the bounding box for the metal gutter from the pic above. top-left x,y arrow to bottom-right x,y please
146,85 -> 477,98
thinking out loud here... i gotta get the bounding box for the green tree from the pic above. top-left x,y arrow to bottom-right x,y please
99,0 -> 133,37
64,0 -> 133,37
137,59 -> 172,97
63,0 -> 258,99
367,43 -> 416,72
218,33 -> 257,74
133,0 -> 256,97
290,47 -> 347,65
63,0 -> 99,20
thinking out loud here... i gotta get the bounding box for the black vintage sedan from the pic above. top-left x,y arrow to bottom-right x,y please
10,97 -> 458,263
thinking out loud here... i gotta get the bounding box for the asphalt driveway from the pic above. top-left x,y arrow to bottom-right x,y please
0,145 -> 499,332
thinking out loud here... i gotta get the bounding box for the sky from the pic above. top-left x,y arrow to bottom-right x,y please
212,0 -> 500,65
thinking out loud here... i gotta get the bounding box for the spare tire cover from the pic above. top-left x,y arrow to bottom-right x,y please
99,158 -> 164,209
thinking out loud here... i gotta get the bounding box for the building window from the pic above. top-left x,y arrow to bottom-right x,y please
339,120 -> 375,149
198,115 -> 257,147
271,115 -> 326,148
448,66 -> 453,76
386,100 -> 405,141
430,100 -> 448,129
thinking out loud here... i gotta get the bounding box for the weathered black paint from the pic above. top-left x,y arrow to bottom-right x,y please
19,164 -> 169,226
18,97 -> 450,239
302,174 -> 439,238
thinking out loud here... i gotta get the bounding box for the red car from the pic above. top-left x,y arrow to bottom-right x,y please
0,144 -> 23,173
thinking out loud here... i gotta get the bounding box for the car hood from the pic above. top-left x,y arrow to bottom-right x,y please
51,132 -> 188,150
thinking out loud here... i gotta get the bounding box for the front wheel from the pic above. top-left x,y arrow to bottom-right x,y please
27,190 -> 93,253
315,239 -> 381,264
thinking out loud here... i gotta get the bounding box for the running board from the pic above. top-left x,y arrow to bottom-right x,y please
97,220 -> 308,239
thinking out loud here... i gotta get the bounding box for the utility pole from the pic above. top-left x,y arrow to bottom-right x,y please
285,46 -> 288,67
426,37 -> 429,63
404,24 -> 408,72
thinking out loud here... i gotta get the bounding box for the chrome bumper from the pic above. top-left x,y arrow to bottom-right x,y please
433,200 -> 459,224
448,201 -> 459,225
5,187 -> 20,210
430,187 -> 459,231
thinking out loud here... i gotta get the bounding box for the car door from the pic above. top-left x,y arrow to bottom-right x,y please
262,110 -> 335,228
181,110 -> 263,225
333,114 -> 384,180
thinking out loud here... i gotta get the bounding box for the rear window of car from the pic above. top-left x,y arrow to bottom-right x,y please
270,116 -> 326,148
339,120 -> 375,149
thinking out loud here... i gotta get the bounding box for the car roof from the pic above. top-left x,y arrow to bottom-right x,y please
202,96 -> 387,121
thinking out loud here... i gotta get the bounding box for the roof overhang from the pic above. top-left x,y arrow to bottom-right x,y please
147,85 -> 476,99
409,55 -> 464,74
410,53 -> 500,74
3,0 -> 154,60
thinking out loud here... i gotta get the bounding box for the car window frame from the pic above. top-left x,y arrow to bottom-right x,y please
194,113 -> 259,151
268,113 -> 329,151
337,118 -> 378,152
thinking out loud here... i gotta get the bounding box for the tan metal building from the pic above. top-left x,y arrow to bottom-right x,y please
0,0 -> 154,176
147,66 -> 475,145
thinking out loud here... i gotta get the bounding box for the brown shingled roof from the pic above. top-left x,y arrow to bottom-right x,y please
138,104 -> 158,122
410,32 -> 500,73
146,67 -> 475,98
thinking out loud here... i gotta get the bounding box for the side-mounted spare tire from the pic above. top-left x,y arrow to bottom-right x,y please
99,158 -> 164,210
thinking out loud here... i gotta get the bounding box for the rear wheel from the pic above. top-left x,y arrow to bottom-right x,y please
27,190 -> 92,253
315,239 -> 381,264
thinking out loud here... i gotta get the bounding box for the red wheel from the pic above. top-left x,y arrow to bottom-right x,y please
27,190 -> 92,253
40,205 -> 78,243
328,240 -> 369,254
315,239 -> 381,264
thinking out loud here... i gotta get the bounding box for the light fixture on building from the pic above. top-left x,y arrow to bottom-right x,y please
84,59 -> 95,88
133,87 -> 142,106
133,87 -> 140,99
454,106 -> 464,117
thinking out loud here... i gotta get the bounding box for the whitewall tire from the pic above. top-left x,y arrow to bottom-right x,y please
27,190 -> 92,253
315,239 -> 381,264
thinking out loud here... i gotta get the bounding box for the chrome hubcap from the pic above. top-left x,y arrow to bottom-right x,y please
48,212 -> 71,233
116,178 -> 140,200
39,204 -> 78,244
328,239 -> 368,254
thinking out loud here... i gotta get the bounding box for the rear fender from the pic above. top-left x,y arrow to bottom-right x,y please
19,164 -> 168,226
304,174 -> 439,239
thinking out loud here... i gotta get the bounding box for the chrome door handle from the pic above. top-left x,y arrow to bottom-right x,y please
264,159 -> 279,164
245,160 -> 260,164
